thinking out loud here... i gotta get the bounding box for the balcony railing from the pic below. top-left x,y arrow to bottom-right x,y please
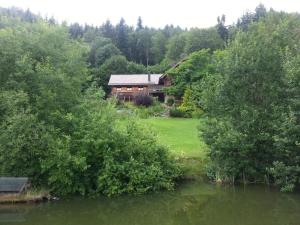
148,85 -> 164,93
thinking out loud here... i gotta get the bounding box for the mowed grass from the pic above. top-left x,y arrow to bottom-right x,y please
143,117 -> 208,177
143,117 -> 207,159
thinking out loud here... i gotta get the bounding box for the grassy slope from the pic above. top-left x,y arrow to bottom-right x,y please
143,117 -> 209,178
143,117 -> 207,158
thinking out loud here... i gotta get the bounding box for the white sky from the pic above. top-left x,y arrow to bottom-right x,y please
0,0 -> 299,28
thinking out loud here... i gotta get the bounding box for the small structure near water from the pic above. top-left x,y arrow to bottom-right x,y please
0,177 -> 29,193
0,177 -> 51,204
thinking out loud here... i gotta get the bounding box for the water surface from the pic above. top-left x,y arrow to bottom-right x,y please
1,181 -> 299,225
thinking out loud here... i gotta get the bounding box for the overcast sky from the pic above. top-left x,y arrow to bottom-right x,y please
0,0 -> 299,28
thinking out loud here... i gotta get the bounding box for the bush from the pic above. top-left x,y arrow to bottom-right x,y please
134,94 -> 153,107
169,108 -> 185,117
136,107 -> 150,119
170,106 -> 203,118
147,102 -> 165,116
42,91 -> 181,196
0,89 -> 181,197
268,161 -> 300,192
191,108 -> 204,118
96,122 -> 181,196
166,98 -> 175,106
177,106 -> 192,118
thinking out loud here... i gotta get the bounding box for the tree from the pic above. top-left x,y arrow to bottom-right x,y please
0,18 -> 88,185
199,11 -> 300,187
100,20 -> 116,41
166,49 -> 213,98
216,15 -> 228,42
184,28 -> 224,54
115,18 -> 130,58
268,47 -> 300,191
88,37 -> 121,67
254,4 -> 267,21
166,33 -> 187,62
0,11 -> 180,196
237,4 -> 267,31
136,28 -> 152,65
69,23 -> 84,39
150,32 -> 167,64
136,16 -> 143,30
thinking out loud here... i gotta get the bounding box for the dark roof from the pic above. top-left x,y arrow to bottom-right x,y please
0,177 -> 28,193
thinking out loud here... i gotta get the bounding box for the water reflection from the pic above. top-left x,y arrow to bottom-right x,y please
1,181 -> 299,225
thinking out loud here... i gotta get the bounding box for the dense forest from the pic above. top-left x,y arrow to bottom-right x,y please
0,4 -> 299,195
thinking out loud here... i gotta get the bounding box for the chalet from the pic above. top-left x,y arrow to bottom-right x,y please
108,74 -> 171,101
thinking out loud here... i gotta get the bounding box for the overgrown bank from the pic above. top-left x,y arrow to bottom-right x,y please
0,17 -> 180,197
196,12 -> 300,191
0,190 -> 51,204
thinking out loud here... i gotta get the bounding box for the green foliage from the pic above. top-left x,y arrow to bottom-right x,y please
150,32 -> 167,64
216,15 -> 228,42
88,37 -> 121,67
169,108 -> 186,118
178,88 -> 201,117
0,92 -> 57,185
166,49 -> 214,98
0,15 -> 180,197
134,94 -> 153,107
148,58 -> 172,73
166,33 -> 187,62
184,28 -> 224,54
120,101 -> 165,119
268,161 -> 300,192
237,4 -> 267,31
96,121 -> 180,196
166,98 -> 175,107
115,18 -> 130,58
198,11 -> 300,190
168,88 -> 203,118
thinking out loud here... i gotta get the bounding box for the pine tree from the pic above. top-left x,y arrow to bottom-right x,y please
100,20 -> 116,41
216,15 -> 228,42
115,18 -> 129,58
137,16 -> 143,30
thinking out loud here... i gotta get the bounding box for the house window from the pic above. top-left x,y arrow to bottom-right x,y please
116,87 -> 121,91
127,87 -> 132,91
138,87 -> 144,91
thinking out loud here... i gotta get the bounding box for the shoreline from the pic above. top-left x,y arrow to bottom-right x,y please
0,191 -> 51,204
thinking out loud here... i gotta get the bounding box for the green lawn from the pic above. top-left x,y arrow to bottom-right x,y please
143,117 -> 207,159
143,117 -> 208,177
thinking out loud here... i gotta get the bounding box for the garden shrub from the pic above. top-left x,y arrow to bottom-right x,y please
176,88 -> 204,118
134,93 -> 153,107
169,108 -> 185,117
147,102 -> 165,116
136,107 -> 150,119
191,108 -> 204,118
166,98 -> 175,106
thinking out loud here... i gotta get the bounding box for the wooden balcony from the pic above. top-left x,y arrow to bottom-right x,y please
148,85 -> 164,93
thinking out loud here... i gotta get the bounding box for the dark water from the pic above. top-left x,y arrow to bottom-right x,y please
1,181 -> 300,225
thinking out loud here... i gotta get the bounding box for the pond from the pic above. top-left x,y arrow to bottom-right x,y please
1,181 -> 299,225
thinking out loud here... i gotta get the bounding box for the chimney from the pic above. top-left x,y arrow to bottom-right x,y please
148,73 -> 151,82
